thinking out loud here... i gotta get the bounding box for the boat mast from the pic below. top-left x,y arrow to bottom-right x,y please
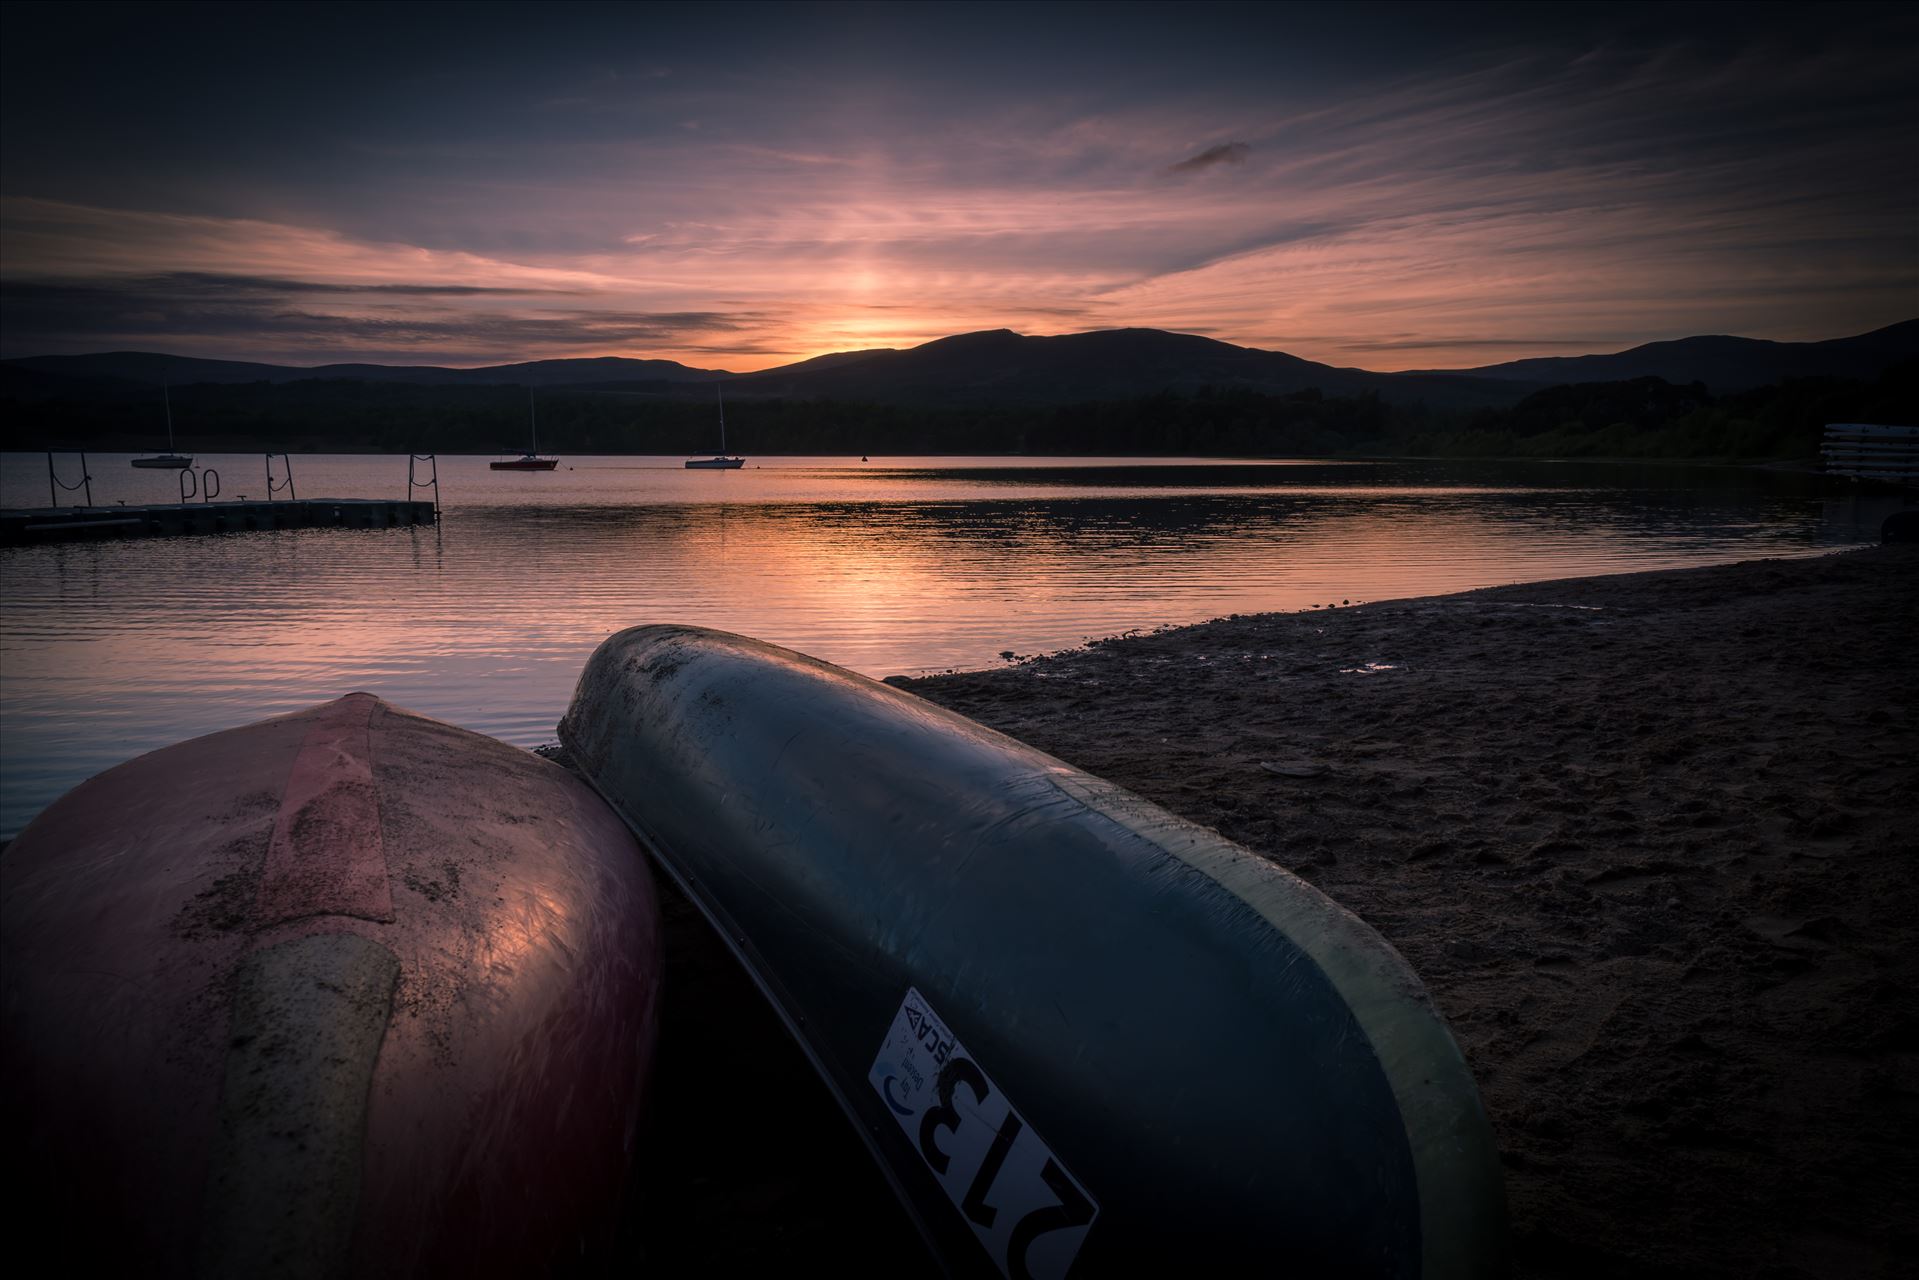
718,383 -> 726,455
163,377 -> 175,451
529,387 -> 537,455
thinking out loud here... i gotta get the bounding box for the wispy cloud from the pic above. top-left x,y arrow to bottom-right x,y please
1344,338 -> 1602,353
0,261 -> 777,365
9,271 -> 579,300
1166,142 -> 1249,175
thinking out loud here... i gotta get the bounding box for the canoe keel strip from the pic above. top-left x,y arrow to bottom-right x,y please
254,695 -> 394,925
1,693 -> 663,1276
563,625 -> 1509,1278
199,933 -> 399,1279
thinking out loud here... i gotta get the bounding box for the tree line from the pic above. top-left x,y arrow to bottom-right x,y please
3,360 -> 1911,459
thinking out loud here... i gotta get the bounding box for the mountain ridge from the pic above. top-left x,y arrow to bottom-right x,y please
1418,319 -> 1918,390
0,350 -> 734,387
5,320 -> 1913,409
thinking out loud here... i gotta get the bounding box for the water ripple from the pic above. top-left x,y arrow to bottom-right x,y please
1,452 -> 1890,837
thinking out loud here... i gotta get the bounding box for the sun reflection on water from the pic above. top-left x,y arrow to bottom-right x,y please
0,452 -> 1887,838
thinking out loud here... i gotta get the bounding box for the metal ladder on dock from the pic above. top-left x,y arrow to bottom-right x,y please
179,466 -> 221,503
266,453 -> 296,501
45,451 -> 93,507
407,454 -> 441,518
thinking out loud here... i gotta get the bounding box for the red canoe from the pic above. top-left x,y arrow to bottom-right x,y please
1,694 -> 663,1275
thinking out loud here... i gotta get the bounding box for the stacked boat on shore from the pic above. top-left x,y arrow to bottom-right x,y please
3,632 -> 1507,1276
2,695 -> 662,1274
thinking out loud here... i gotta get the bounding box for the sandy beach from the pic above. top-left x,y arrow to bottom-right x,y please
889,543 -> 1916,1278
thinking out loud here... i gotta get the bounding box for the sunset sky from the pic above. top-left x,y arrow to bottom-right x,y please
2,0 -> 1913,371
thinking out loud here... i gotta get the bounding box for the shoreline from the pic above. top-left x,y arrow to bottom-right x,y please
0,446 -> 1851,467
900,545 -> 1916,1278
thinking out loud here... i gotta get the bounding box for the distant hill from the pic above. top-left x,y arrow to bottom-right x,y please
755,347 -> 897,374
1425,319 -> 1919,392
1,351 -> 731,388
0,329 -> 1525,410
731,328 -> 1521,409
5,320 -> 1913,413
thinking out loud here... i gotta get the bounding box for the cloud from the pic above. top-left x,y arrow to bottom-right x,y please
1166,142 -> 1250,175
258,308 -> 757,350
1342,338 -> 1603,352
165,272 -> 580,298
0,273 -> 772,365
5,272 -> 576,302
0,198 -> 623,294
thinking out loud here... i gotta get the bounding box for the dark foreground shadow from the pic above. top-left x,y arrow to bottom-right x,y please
608,874 -> 929,1271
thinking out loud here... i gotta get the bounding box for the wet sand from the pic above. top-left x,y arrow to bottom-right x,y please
895,544 -> 1917,1278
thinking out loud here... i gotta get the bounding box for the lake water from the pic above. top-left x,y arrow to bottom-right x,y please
0,451 -> 1892,838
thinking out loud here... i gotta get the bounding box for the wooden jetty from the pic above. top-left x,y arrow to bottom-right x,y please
1822,422 -> 1919,487
1,498 -> 438,546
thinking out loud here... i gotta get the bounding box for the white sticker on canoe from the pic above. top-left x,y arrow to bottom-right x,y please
868,987 -> 1097,1280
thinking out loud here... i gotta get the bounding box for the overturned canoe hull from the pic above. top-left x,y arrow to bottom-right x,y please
561,625 -> 1506,1278
2,694 -> 663,1276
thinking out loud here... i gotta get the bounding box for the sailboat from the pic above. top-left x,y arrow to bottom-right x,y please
130,379 -> 193,469
491,388 -> 560,470
685,384 -> 745,469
